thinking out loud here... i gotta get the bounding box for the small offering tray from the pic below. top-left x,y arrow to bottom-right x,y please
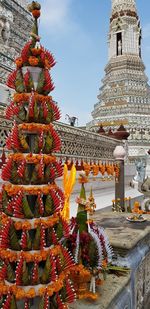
126,215 -> 147,223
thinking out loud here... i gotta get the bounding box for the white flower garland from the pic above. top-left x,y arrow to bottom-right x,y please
74,230 -> 80,264
98,227 -> 113,263
88,224 -> 103,269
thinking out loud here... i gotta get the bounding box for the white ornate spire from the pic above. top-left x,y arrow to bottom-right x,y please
17,0 -> 29,7
109,0 -> 140,59
87,0 -> 150,159
112,0 -> 137,13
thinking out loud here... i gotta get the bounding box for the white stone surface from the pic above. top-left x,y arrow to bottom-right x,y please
70,185 -> 143,218
0,83 -> 13,106
17,0 -> 29,7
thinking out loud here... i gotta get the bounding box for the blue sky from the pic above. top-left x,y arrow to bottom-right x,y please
39,0 -> 150,126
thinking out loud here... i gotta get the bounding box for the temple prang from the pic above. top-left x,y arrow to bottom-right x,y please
87,0 -> 150,159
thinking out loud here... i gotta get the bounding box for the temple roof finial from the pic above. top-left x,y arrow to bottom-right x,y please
112,0 -> 137,13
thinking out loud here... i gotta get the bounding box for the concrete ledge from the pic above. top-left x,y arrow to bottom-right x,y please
92,211 -> 150,308
93,212 -> 150,250
69,274 -> 131,309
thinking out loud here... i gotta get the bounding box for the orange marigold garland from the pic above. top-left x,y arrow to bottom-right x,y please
15,57 -> 23,68
77,161 -> 119,179
28,56 -> 39,66
0,2 -> 76,308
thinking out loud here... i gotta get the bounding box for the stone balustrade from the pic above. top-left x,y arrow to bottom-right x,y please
54,121 -> 120,160
0,117 -> 121,160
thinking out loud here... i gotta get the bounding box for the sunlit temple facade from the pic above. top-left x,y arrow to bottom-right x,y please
87,0 -> 150,158
0,0 -> 32,106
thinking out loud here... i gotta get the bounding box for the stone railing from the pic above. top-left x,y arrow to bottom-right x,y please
54,121 -> 121,161
0,115 -> 11,148
0,117 -> 121,161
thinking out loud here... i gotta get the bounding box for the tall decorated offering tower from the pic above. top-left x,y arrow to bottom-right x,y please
66,173 -> 113,300
0,2 -> 76,308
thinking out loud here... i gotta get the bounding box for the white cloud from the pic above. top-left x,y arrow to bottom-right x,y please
39,0 -> 92,50
40,0 -> 72,32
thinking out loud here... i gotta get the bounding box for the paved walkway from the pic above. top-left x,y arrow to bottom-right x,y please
70,186 -> 143,218
0,177 -> 143,219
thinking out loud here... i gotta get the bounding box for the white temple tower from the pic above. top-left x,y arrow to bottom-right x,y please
0,0 -> 32,147
87,0 -> 150,159
0,0 -> 32,106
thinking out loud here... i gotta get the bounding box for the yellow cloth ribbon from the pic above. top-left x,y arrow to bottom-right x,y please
61,163 -> 76,221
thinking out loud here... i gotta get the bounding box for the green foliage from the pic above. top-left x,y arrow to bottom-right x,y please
38,296 -> 44,309
19,132 -> 29,151
24,166 -> 30,184
26,230 -> 32,250
39,105 -> 44,122
44,132 -> 53,153
2,190 -> 8,213
50,295 -> 58,308
45,194 -> 54,216
15,70 -> 25,93
18,106 -> 26,121
27,74 -> 34,93
10,295 -> 17,309
46,228 -> 52,247
36,70 -> 45,94
22,196 -> 34,219
88,239 -> 98,269
38,293 -> 50,309
7,263 -> 15,282
33,226 -> 40,250
41,255 -> 51,284
9,223 -> 20,251
44,165 -> 51,182
34,135 -> 40,153
76,211 -> 88,233
78,247 -> 83,264
31,164 -> 39,184
60,285 -> 67,302
11,162 -> 19,184
58,251 -> 65,271
56,222 -> 63,240
0,261 -> 3,268
107,265 -> 130,276
22,261 -> 30,285
46,105 -> 53,123
77,184 -> 86,213
34,100 -> 39,121
34,197 -> 41,218
80,184 -> 86,199
32,262 -> 40,285
0,296 -> 4,307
